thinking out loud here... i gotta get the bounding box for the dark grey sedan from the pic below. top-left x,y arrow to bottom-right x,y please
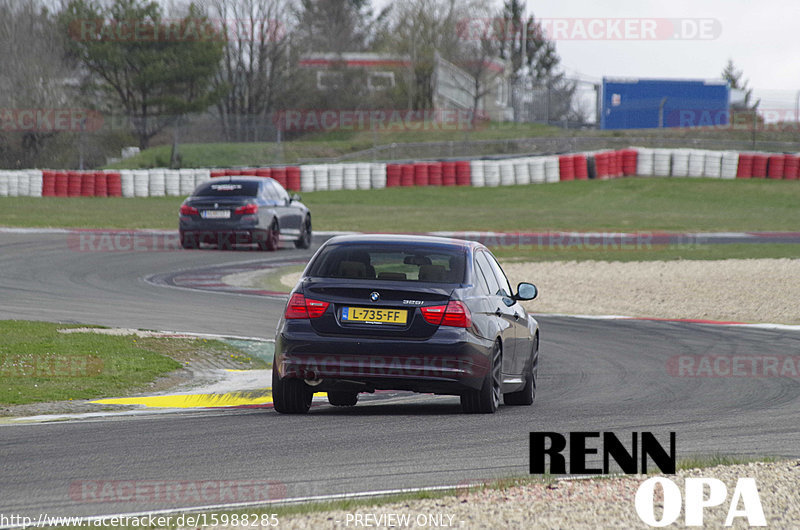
273,234 -> 540,414
179,176 -> 311,250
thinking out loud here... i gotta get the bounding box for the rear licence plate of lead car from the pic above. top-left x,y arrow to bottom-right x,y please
202,210 -> 231,219
341,307 -> 407,325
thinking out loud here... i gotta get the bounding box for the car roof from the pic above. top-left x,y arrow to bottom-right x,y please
324,233 -> 480,251
205,176 -> 270,183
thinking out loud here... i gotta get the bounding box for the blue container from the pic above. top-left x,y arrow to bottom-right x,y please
601,78 -> 730,130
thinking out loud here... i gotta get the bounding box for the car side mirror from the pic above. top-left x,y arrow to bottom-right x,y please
514,282 -> 538,301
291,193 -> 301,203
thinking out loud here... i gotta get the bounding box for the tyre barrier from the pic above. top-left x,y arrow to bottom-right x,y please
5,146 -> 800,200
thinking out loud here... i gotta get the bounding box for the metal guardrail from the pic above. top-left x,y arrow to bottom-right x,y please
295,136 -> 800,165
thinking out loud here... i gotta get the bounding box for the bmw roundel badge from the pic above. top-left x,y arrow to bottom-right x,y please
370,291 -> 380,302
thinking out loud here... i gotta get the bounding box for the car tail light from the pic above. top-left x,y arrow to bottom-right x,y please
285,293 -> 329,319
234,203 -> 258,215
180,204 -> 199,215
420,301 -> 472,328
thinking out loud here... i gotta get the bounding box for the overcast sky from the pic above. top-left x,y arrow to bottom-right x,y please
496,0 -> 800,114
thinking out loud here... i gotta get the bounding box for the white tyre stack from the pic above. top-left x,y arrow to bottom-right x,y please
27,170 -> 43,197
703,150 -> 723,178
470,160 -> 485,187
671,149 -> 690,177
483,160 -> 500,187
164,169 -> 181,196
328,164 -> 344,190
314,165 -> 330,191
16,170 -> 31,196
343,164 -> 358,190
356,163 -> 371,189
193,169 -> 211,189
133,169 -> 149,197
688,149 -> 706,177
499,160 -> 515,186
148,169 -> 166,196
179,169 -> 195,195
721,151 -> 739,179
0,171 -> 9,197
544,156 -> 560,183
6,171 -> 19,196
120,170 -> 135,197
653,149 -> 672,177
370,163 -> 387,189
635,147 -> 655,176
300,165 -> 315,192
529,157 -> 546,184
514,158 -> 531,185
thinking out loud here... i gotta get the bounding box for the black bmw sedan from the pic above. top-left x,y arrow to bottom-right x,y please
179,176 -> 311,250
273,234 -> 539,414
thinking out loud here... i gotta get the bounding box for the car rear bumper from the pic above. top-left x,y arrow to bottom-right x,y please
274,325 -> 492,394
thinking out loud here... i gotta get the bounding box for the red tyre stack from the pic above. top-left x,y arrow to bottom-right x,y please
386,164 -> 402,187
55,171 -> 69,197
594,153 -> 609,179
106,172 -> 122,197
80,171 -> 95,197
42,171 -> 56,197
210,170 -> 226,178
558,155 -> 575,181
67,171 -> 82,197
454,161 -> 471,186
400,164 -> 415,186
283,166 -> 299,190
225,169 -> 239,176
752,154 -> 768,178
767,155 -> 785,179
783,154 -> 799,180
573,155 -> 588,180
413,163 -> 429,186
621,149 -> 638,176
255,168 -> 271,178
616,150 -> 625,177
427,162 -> 443,186
736,154 -> 754,178
93,171 -> 108,197
441,162 -> 457,186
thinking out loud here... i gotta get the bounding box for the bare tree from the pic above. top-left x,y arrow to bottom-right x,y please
0,0 -> 78,167
207,0 -> 296,141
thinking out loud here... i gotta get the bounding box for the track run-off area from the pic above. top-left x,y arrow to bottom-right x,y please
0,229 -> 799,519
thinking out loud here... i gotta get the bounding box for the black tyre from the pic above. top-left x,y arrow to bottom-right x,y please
461,341 -> 502,414
504,334 -> 538,406
180,231 -> 197,249
272,368 -> 312,414
327,391 -> 358,407
294,215 -> 312,249
262,219 -> 280,251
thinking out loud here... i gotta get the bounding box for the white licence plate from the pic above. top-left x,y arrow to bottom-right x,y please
202,210 -> 231,219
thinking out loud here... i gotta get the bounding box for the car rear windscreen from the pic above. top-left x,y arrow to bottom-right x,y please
308,244 -> 466,283
194,181 -> 259,197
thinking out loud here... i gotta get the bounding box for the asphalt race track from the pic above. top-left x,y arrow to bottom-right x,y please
1,231 -> 799,519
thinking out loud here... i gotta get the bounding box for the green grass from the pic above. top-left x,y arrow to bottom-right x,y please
0,321 -> 181,406
3,179 -> 800,233
105,123 -> 563,169
0,322 -> 265,407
